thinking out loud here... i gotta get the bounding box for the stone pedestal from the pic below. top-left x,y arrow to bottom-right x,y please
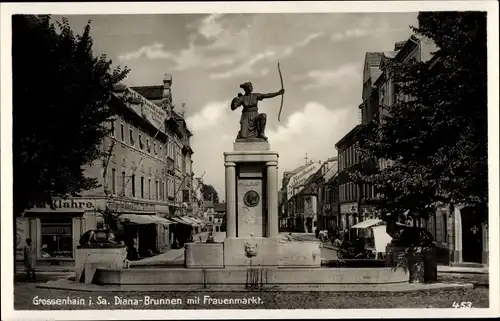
75,246 -> 127,283
223,140 -> 280,267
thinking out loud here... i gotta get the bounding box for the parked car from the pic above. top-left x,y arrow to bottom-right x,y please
391,226 -> 435,247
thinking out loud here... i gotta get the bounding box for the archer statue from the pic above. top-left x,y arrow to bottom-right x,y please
231,81 -> 284,140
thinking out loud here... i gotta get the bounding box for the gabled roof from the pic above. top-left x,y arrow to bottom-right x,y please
298,167 -> 323,195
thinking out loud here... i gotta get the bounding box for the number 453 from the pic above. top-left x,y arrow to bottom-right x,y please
453,301 -> 472,308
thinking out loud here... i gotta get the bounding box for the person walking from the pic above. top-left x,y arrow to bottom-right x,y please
23,238 -> 36,281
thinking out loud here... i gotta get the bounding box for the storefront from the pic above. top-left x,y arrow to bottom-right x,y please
18,197 -> 176,261
21,198 -> 105,261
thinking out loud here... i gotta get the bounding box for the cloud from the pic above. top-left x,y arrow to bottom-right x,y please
189,100 -> 360,198
209,49 -> 276,80
293,64 -> 361,91
331,27 -> 406,42
186,100 -> 230,132
118,42 -> 173,61
208,32 -> 325,80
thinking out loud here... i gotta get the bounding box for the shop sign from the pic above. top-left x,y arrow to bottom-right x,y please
32,199 -> 95,210
286,162 -> 321,200
340,203 -> 357,214
106,200 -> 156,213
127,88 -> 168,131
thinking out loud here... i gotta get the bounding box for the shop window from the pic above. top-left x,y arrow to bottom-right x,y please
96,214 -> 105,229
41,218 -> 73,258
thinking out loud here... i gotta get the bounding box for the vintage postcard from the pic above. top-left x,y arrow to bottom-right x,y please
1,1 -> 498,320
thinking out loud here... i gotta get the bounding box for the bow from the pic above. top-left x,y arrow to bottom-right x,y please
277,62 -> 284,122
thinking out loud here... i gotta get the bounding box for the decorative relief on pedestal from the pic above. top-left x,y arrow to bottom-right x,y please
243,190 -> 260,207
244,241 -> 258,258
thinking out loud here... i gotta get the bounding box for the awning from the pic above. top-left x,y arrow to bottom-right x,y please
184,217 -> 201,227
148,215 -> 175,226
171,216 -> 190,225
351,218 -> 384,229
119,214 -> 175,226
119,214 -> 157,225
190,217 -> 205,226
180,216 -> 199,226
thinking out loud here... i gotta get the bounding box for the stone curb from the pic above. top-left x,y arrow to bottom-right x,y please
36,279 -> 474,293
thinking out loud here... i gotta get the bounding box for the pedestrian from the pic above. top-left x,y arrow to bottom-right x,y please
23,238 -> 36,281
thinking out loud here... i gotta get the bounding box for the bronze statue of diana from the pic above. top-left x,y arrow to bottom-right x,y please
230,81 -> 284,141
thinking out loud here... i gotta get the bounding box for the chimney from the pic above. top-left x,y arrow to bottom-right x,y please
162,74 -> 173,113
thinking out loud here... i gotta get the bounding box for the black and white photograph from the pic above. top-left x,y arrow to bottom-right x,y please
1,1 -> 498,320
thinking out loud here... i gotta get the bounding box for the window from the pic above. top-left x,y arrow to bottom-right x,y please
209,216 -> 213,222
146,139 -> 150,153
154,143 -> 157,155
121,171 -> 126,196
155,180 -> 159,200
96,214 -> 105,229
131,174 -> 136,197
442,212 -> 448,243
433,215 -> 437,240
120,124 -> 125,141
111,169 -> 116,195
41,218 -> 73,258
148,178 -> 152,200
183,190 -> 190,202
111,121 -> 116,138
141,177 -> 144,198
139,134 -> 143,149
160,146 -> 163,157
129,129 -> 134,146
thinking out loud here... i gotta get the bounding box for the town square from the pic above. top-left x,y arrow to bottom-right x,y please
1,2 -> 498,320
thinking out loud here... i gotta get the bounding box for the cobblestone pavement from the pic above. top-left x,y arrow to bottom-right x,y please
13,280 -> 488,310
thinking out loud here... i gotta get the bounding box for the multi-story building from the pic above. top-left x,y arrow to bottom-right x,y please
285,161 -> 322,232
131,75 -> 194,217
373,35 -> 487,266
335,125 -> 363,231
278,165 -> 307,230
16,73 -> 198,262
316,157 -> 339,232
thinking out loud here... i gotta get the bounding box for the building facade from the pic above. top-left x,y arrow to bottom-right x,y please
316,157 -> 339,232
354,34 -> 487,266
16,74 -> 198,262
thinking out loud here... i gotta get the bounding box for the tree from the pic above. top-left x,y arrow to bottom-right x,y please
353,12 -> 487,224
12,15 -> 130,217
201,184 -> 220,204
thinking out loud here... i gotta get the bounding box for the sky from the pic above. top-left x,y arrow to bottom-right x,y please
55,13 -> 418,199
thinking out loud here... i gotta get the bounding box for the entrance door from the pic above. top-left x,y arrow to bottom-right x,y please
461,207 -> 483,263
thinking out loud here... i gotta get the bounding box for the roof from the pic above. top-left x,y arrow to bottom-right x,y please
214,203 -> 226,213
130,86 -> 163,100
335,124 -> 363,149
298,168 -> 323,195
363,52 -> 383,83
